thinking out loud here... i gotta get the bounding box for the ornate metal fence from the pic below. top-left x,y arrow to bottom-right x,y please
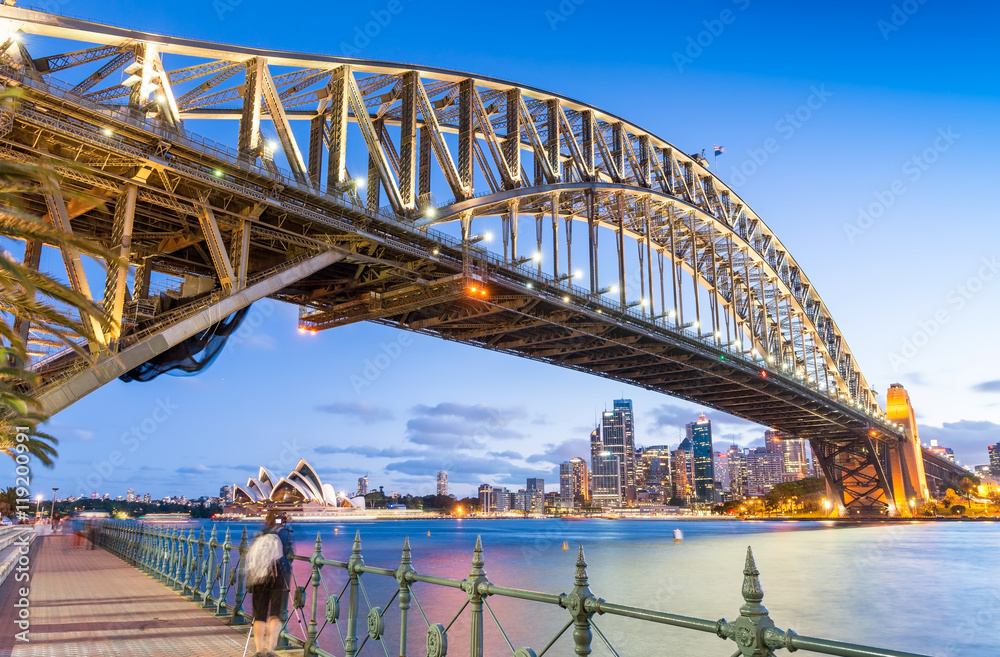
96,521 -> 928,657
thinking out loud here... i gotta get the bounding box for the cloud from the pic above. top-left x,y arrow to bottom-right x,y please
74,429 -> 94,440
525,439 -> 590,464
972,380 -> 1000,393
920,419 -> 1000,465
385,456 -> 551,488
316,401 -> 394,422
487,450 -> 524,460
404,403 -> 525,449
314,445 -> 425,458
412,402 -> 517,423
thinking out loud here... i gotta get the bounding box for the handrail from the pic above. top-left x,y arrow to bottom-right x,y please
96,520 -> 931,657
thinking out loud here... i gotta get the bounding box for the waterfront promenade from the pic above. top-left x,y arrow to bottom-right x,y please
0,534 -> 252,657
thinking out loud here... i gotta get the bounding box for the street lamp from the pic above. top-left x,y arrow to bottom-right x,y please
50,487 -> 59,524
34,494 -> 43,519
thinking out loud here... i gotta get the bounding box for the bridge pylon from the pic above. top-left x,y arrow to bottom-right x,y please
884,383 -> 928,511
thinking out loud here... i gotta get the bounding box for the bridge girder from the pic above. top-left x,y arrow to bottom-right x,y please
0,5 -> 912,516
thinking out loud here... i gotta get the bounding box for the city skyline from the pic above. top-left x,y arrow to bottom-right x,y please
20,0 -> 1000,499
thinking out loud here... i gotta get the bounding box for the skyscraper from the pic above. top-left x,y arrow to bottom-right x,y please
357,475 -> 369,496
560,457 -> 590,506
727,445 -> 747,498
478,484 -> 494,513
671,439 -> 693,502
126,488 -> 135,503
600,399 -> 636,502
591,451 -> 622,507
989,443 -> 1000,476
687,413 -> 714,504
746,448 -> 783,495
765,429 -> 810,480
714,452 -> 730,496
526,478 -> 544,492
219,485 -> 233,503
639,446 -> 672,490
437,471 -> 448,496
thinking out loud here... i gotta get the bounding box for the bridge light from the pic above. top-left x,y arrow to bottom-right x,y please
154,93 -> 165,103
525,282 -> 533,289
213,169 -> 224,177
574,269 -> 584,280
532,252 -> 543,263
720,355 -> 726,361
432,248 -> 439,255
691,321 -> 699,329
424,207 -> 437,219
470,286 -> 477,293
481,290 -> 487,296
101,128 -> 113,137
483,231 -> 493,242
667,309 -> 676,317
760,370 -> 768,378
354,177 -> 366,189
563,295 -> 570,302
714,331 -> 721,339
267,140 -> 279,152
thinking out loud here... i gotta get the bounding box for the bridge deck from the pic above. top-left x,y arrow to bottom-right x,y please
2,534 -> 251,657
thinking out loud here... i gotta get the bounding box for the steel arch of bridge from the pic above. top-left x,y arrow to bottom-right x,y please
0,6 -> 928,515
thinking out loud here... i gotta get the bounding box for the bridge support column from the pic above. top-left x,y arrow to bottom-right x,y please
8,238 -> 42,368
810,436 -> 894,517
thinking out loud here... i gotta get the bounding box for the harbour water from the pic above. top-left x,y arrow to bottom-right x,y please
193,518 -> 997,656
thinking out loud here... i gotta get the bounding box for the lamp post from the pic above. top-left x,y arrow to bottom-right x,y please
34,494 -> 43,520
50,487 -> 59,524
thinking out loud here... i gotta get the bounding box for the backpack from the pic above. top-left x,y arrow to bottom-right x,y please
246,532 -> 283,586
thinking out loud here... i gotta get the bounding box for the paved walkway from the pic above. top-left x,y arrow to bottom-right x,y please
1,534 -> 251,657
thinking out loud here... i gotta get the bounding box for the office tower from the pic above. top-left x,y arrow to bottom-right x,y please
437,471 -> 448,496
989,443 -> 1000,475
727,445 -> 747,498
600,399 -> 636,501
478,484 -> 494,513
592,451 -> 622,507
687,413 -> 714,504
143,493 -> 151,503
560,457 -> 590,506
765,429 -> 810,479
746,448 -> 783,494
714,452 -> 731,495
671,439 -> 693,502
640,446 -> 672,489
126,488 -> 135,503
492,487 -> 511,512
526,478 -> 544,492
928,440 -> 955,462
357,475 -> 369,496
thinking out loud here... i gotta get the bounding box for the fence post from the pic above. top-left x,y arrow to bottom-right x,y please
396,537 -> 414,657
564,546 -> 595,657
203,525 -> 217,609
305,532 -> 323,656
217,527 -> 233,617
345,531 -> 364,657
191,527 -> 205,601
464,536 -> 488,657
231,526 -> 248,625
171,527 -> 184,589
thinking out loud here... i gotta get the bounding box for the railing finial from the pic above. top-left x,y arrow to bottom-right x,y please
352,529 -> 362,555
470,535 -> 485,577
741,546 -> 765,609
574,545 -> 589,587
401,536 -> 411,565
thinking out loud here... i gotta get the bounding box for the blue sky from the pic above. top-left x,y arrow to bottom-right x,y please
14,0 -> 1000,498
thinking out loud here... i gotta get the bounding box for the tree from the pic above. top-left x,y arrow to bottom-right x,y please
951,505 -> 966,516
0,89 -> 114,466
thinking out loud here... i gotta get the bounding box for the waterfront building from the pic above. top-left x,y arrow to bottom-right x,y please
671,441 -> 692,502
233,459 -> 365,508
126,488 -> 135,503
765,430 -> 810,479
357,475 -> 369,496
559,457 -> 589,506
478,484 -> 493,513
143,493 -> 151,503
989,443 -> 1000,475
746,448 -> 783,495
219,485 -> 233,502
437,471 -> 448,496
639,446 -> 672,491
928,440 -> 955,462
714,452 -> 730,495
592,451 -> 622,507
492,486 -> 511,512
600,399 -> 637,502
687,414 -> 714,504
727,445 -> 747,498
526,478 -> 544,493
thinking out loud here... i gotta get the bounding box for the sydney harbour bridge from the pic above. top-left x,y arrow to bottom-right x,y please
0,6 -> 964,516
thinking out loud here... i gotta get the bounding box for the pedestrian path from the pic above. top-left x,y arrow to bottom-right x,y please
2,534 -> 251,657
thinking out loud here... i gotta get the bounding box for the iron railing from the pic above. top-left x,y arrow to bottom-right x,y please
96,520 -> 928,657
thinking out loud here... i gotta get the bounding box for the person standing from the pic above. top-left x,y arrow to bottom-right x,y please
247,510 -> 292,657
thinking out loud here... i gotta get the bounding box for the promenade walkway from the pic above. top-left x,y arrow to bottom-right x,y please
1,534 -> 252,657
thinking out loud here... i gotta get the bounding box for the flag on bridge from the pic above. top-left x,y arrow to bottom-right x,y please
714,145 -> 725,156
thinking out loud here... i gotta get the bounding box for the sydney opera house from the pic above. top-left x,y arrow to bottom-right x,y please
232,459 -> 366,509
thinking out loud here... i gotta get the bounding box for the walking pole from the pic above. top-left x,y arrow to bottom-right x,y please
243,617 -> 254,657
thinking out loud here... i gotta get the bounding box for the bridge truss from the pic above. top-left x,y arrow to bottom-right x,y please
0,6 -> 950,515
